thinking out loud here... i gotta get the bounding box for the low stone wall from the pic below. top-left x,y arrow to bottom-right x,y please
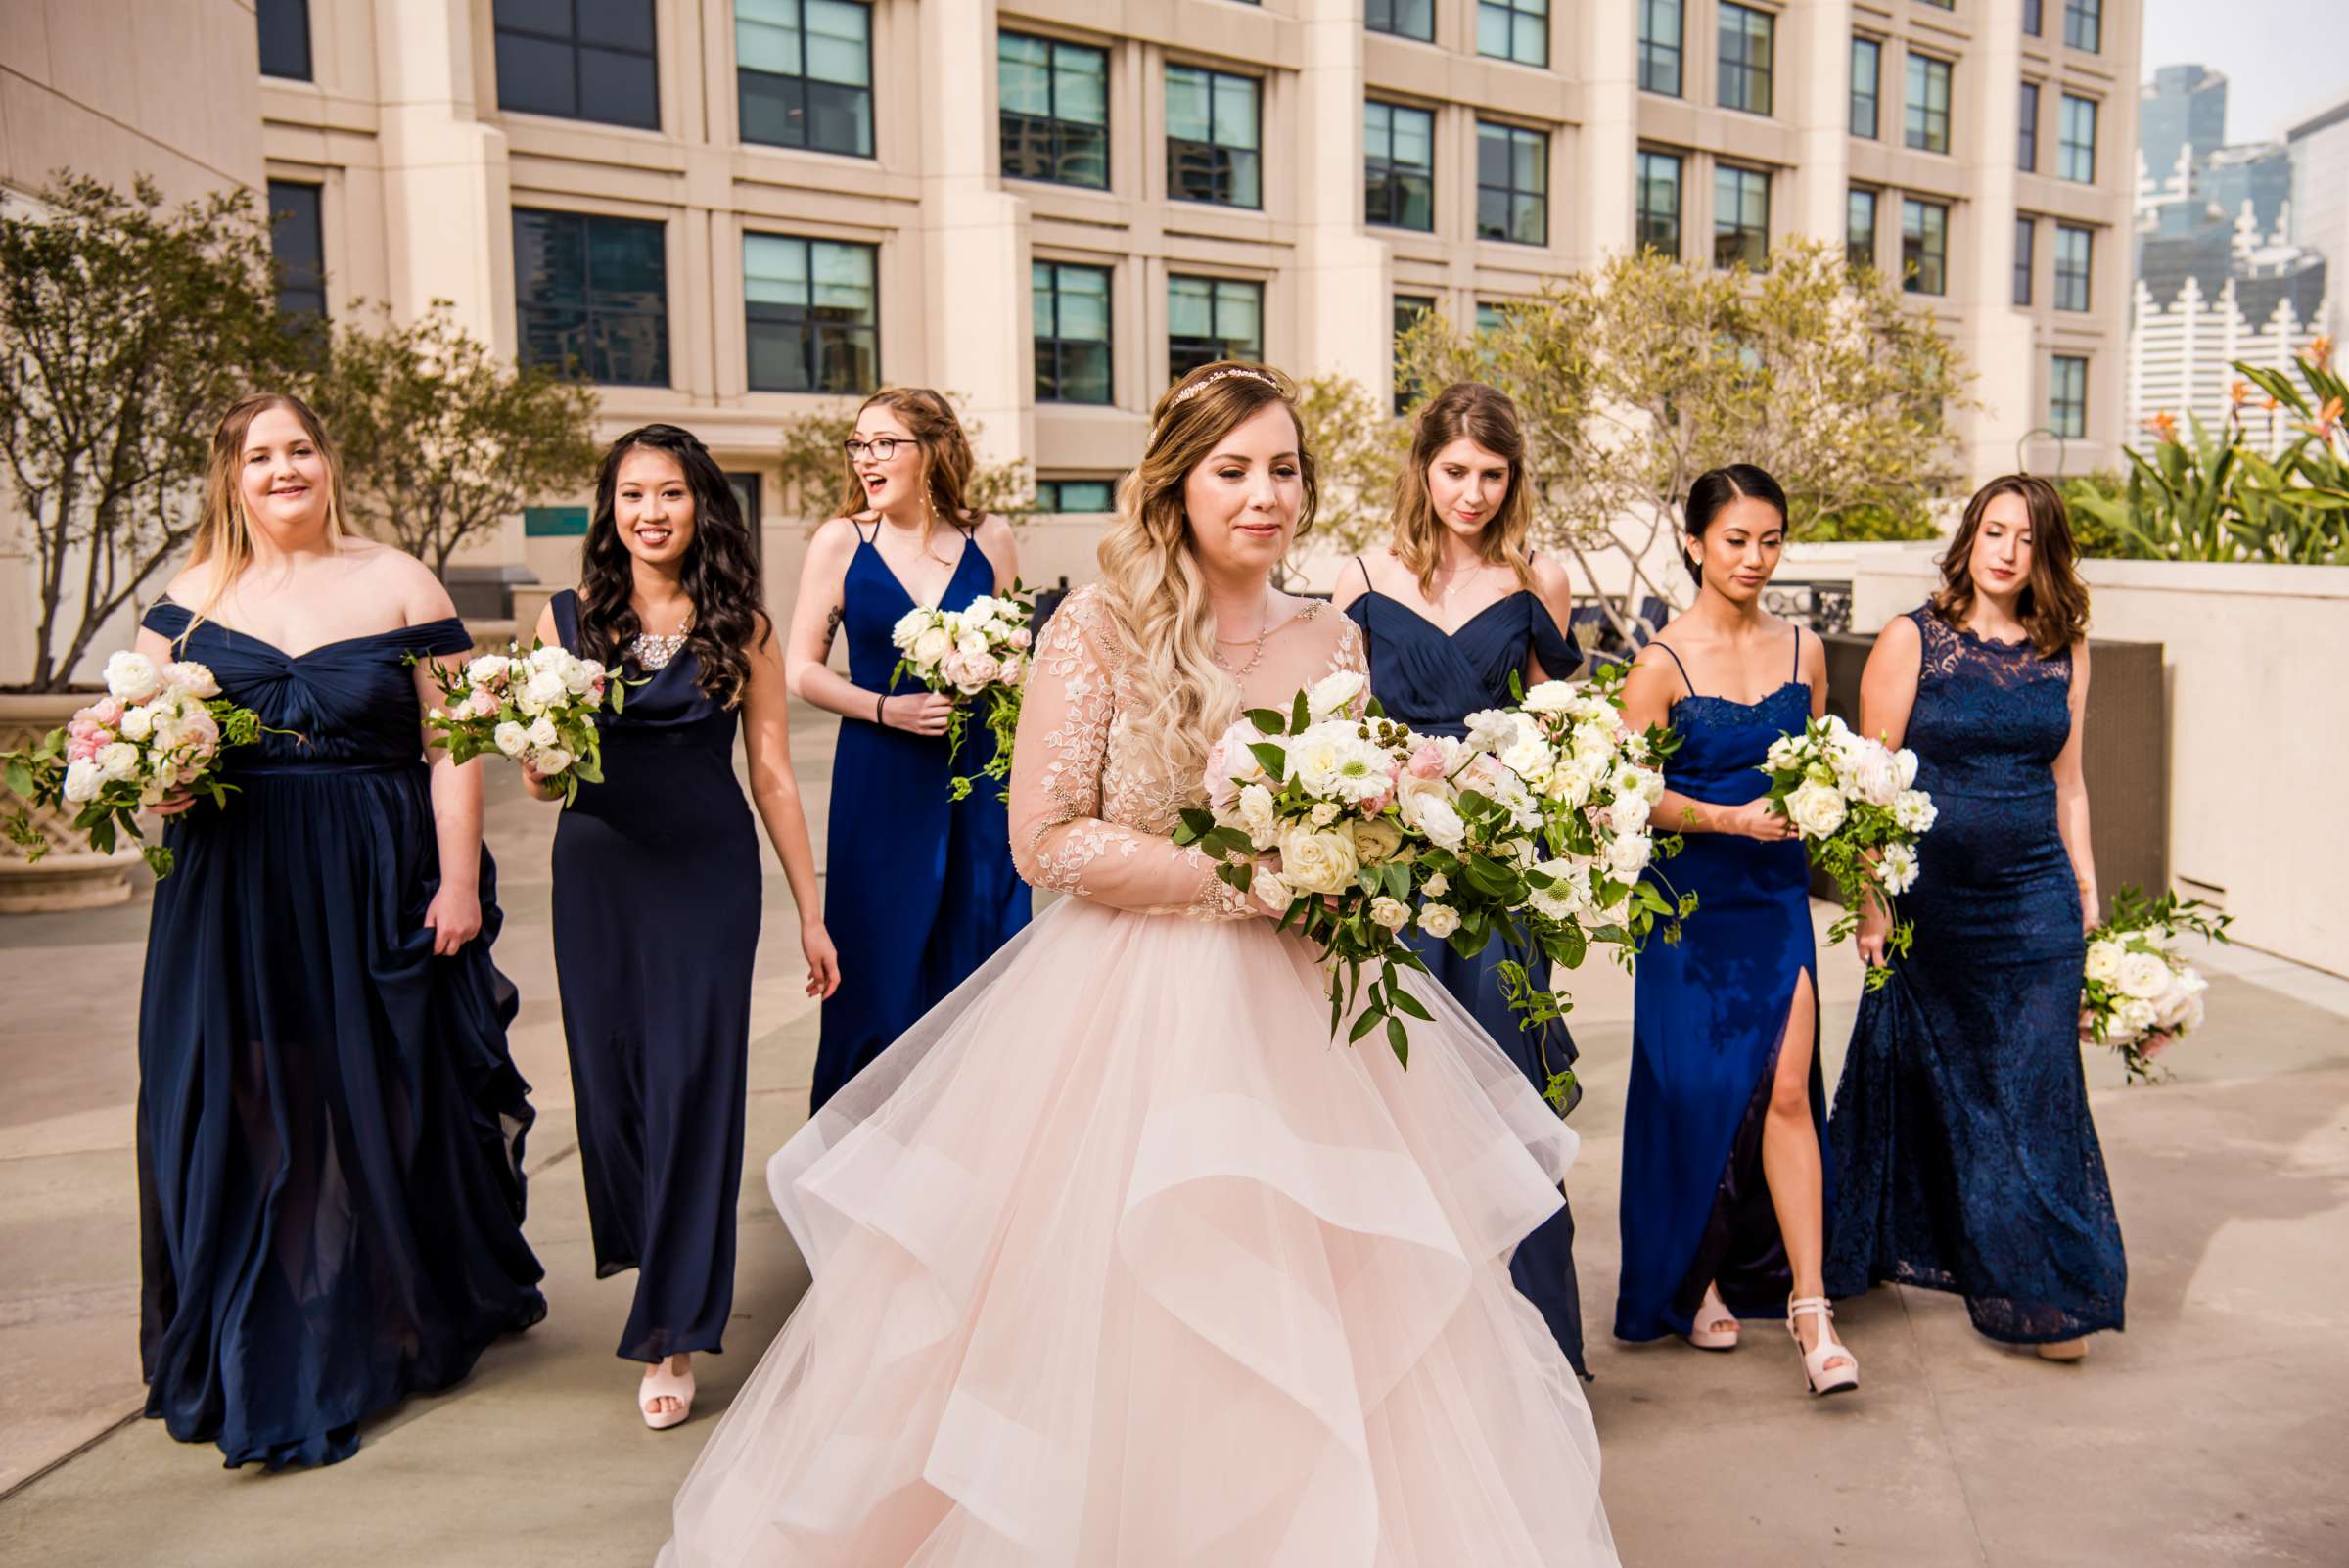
1852,556 -> 2349,975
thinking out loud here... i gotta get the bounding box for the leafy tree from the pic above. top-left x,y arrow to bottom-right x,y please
0,174 -> 299,691
1291,373 -> 1409,554
309,300 -> 601,576
1397,240 -> 1972,638
773,397 -> 1033,528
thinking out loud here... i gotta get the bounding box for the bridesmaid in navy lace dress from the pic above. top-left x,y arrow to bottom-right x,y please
1616,466 -> 1858,1395
1332,382 -> 1590,1374
785,390 -> 1030,1112
134,394 -> 543,1468
1826,475 -> 2119,1360
529,426 -> 839,1429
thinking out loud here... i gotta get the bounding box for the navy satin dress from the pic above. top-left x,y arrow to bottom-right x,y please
1616,634 -> 1823,1342
813,523 -> 1032,1111
136,601 -> 544,1469
551,591 -> 760,1363
1345,572 -> 1589,1377
1826,608 -> 2124,1342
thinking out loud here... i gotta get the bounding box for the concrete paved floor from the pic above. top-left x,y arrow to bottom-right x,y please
2,706 -> 2344,1566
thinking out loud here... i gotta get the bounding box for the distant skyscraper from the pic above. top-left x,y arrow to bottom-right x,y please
2204,143 -> 2293,241
2288,91 -> 2349,343
2140,64 -> 2227,198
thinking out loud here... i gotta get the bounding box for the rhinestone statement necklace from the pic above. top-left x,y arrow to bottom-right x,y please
630,613 -> 693,670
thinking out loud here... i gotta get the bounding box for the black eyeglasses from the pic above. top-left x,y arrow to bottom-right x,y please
843,437 -> 912,462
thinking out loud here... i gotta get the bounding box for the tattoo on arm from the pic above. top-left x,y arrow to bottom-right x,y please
821,604 -> 844,659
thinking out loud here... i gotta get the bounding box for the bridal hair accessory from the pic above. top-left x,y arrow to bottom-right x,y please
1149,366 -> 1279,446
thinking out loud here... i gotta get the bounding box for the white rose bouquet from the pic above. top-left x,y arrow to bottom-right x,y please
2081,885 -> 2229,1083
412,641 -> 626,807
1,651 -> 268,876
1756,714 -> 1936,990
889,586 -> 1035,802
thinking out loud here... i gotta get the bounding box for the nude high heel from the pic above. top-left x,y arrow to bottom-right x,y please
1686,1281 -> 1740,1351
640,1358 -> 696,1430
1787,1297 -> 1859,1396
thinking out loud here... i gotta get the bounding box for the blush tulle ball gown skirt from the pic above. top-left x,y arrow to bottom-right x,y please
656,897 -> 1619,1567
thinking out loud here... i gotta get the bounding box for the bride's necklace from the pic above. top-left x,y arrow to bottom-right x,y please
630,606 -> 694,670
1210,589 -> 1276,681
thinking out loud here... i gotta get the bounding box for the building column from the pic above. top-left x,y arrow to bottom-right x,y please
370,0 -> 512,349
1291,0 -> 1389,391
914,0 -> 1033,475
1578,0 -> 1638,261
1954,0 -> 2033,482
1784,0 -> 1854,245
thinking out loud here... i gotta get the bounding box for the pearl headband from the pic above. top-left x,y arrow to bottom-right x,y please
1148,366 -> 1280,447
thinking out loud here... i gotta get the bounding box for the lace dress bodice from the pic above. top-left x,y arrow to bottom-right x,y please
1008,583 -> 1367,920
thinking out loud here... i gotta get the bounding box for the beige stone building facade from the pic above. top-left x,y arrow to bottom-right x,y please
3,0 -> 2140,654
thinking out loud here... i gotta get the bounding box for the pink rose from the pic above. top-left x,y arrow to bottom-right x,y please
1407,743 -> 1448,780
85,697 -> 124,727
1008,626 -> 1033,650
589,677 -> 607,703
67,733 -> 102,762
465,688 -> 501,720
1203,717 -> 1269,812
1360,790 -> 1392,816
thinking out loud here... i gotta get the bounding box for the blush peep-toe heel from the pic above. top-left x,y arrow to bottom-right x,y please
640,1358 -> 696,1430
1787,1297 -> 1859,1396
1686,1281 -> 1741,1351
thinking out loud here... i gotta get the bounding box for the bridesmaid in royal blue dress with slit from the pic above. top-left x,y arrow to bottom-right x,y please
1826,475 -> 2120,1362
1616,465 -> 1859,1396
529,425 -> 839,1430
134,394 -> 544,1468
784,390 -> 1031,1112
1333,381 -> 1589,1376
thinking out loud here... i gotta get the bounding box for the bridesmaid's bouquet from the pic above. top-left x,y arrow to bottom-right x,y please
415,642 -> 624,807
2082,886 -> 2229,1083
1,650 -> 266,877
1758,715 -> 1937,990
890,589 -> 1034,802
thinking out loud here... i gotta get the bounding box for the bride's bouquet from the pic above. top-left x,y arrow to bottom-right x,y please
1,650 -> 267,877
415,642 -> 623,807
1758,715 -> 1936,990
2082,886 -> 2228,1083
890,589 -> 1034,802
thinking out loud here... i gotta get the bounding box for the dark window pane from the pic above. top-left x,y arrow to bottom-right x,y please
999,32 -> 1110,190
739,70 -> 806,146
515,208 -> 669,386
257,0 -> 312,80
1476,122 -> 1546,246
577,0 -> 655,51
1901,198 -> 1948,295
496,33 -> 580,118
806,78 -> 874,156
1165,67 -> 1260,208
1639,0 -> 1682,96
1847,187 -> 1876,272
746,233 -> 878,395
739,0 -> 873,157
495,0 -> 571,32
267,181 -> 327,320
2018,81 -> 2039,172
1368,0 -> 1436,41
495,0 -> 659,130
1637,151 -> 1681,257
578,47 -> 660,129
2013,215 -> 2035,305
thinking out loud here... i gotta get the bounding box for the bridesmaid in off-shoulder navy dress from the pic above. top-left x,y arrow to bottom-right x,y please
531,425 -> 838,1430
1333,381 -> 1590,1376
784,390 -> 1030,1113
134,394 -> 542,1469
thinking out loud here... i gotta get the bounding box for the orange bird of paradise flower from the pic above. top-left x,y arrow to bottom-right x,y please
2142,410 -> 2179,443
2298,395 -> 2343,441
2303,335 -> 2335,369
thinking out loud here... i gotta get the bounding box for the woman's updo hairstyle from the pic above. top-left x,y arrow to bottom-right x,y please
1681,464 -> 1789,583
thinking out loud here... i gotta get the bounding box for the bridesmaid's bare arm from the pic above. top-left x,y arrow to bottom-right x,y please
2053,639 -> 2097,929
396,559 -> 484,954
742,617 -> 840,997
1524,554 -> 1577,685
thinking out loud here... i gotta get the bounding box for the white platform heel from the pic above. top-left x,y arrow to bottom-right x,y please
1787,1297 -> 1859,1396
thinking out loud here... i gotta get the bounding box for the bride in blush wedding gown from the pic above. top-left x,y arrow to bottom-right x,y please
658,363 -> 1617,1568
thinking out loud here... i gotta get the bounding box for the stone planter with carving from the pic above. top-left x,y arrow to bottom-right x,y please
0,693 -> 142,913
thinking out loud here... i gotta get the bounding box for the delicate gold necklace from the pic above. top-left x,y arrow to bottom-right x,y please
1210,589 -> 1275,681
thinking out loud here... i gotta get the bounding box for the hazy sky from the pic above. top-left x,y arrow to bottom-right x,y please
2140,0 -> 2345,143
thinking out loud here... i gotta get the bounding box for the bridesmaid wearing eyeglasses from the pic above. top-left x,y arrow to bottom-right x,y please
784,389 -> 1031,1111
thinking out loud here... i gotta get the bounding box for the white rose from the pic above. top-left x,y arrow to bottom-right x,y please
1499,733 -> 1555,786
1848,748 -> 1900,807
1878,841 -> 1919,896
890,609 -> 930,652
1570,722 -> 1617,764
1236,783 -> 1277,846
117,704 -> 156,742
1369,895 -> 1410,931
1611,789 -> 1652,834
911,626 -> 953,669
526,667 -> 571,709
1418,901 -> 1461,939
104,650 -> 162,703
1785,779 -> 1848,839
96,741 -> 141,781
1606,831 -> 1653,878
1309,800 -> 1340,828
1253,867 -> 1298,914
2117,996 -> 2160,1034
2084,940 -> 2126,984
1423,871 -> 1449,898
562,658 -> 596,695
1277,823 -> 1359,896
1764,733 -> 1806,772
2116,949 -> 2173,1002
1637,766 -> 1666,804
527,715 -> 561,750
1892,789 -> 1938,834
530,746 -> 575,775
1352,816 -> 1404,865
466,654 -> 509,687
529,643 -> 569,673
493,721 -> 530,758
1463,709 -> 1517,755
1306,669 -> 1366,721
1894,748 -> 1920,789
62,758 -> 104,805
1520,680 -> 1576,715
1396,786 -> 1467,851
1546,764 -> 1592,809
162,661 -> 220,699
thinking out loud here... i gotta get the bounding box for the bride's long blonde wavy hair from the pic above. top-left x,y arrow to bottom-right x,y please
1097,362 -> 1319,790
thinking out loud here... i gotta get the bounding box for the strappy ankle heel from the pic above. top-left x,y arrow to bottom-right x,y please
1787,1297 -> 1859,1396
1686,1281 -> 1740,1351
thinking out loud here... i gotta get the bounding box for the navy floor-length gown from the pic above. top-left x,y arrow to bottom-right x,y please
550,591 -> 761,1363
813,522 -> 1031,1111
1617,634 -> 1823,1342
1825,608 -> 2124,1342
1345,567 -> 1590,1376
136,601 -> 545,1469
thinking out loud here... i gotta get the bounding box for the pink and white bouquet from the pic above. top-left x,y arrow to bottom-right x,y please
2082,886 -> 2228,1084
890,589 -> 1034,802
1758,714 -> 1937,990
415,642 -> 622,807
1,650 -> 266,876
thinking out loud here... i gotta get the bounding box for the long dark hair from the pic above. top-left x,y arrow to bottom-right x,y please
1682,464 -> 1789,583
1931,474 -> 2089,657
576,424 -> 767,707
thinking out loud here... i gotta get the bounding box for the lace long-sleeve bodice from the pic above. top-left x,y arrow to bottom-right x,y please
1008,583 -> 1366,920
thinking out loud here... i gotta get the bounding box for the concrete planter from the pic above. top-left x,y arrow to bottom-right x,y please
0,692 -> 140,913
